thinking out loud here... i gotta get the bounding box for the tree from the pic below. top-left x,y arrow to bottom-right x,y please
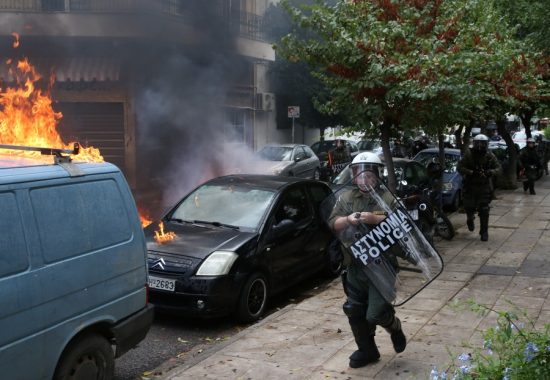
277,0 -> 518,191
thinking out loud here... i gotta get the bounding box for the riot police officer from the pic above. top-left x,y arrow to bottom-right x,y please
328,139 -> 352,180
457,134 -> 501,241
519,137 -> 541,195
328,153 -> 406,368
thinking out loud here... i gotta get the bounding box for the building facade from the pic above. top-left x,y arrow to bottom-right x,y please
0,0 -> 282,211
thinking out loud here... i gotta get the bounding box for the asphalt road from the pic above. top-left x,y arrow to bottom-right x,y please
114,274 -> 337,380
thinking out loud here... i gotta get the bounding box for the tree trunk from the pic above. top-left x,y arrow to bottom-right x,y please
496,118 -> 518,190
454,125 -> 464,151
380,122 -> 396,193
519,108 -> 535,138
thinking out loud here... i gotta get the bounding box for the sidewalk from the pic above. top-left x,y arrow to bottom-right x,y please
158,175 -> 550,380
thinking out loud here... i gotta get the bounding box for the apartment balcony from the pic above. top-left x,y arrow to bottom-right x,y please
0,1 -> 269,42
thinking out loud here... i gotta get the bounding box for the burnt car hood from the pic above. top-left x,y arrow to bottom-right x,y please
145,222 -> 258,260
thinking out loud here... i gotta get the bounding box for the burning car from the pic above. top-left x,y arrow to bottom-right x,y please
144,174 -> 341,322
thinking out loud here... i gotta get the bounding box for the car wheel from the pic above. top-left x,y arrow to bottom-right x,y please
54,333 -> 114,380
324,237 -> 344,277
313,168 -> 321,181
235,272 -> 268,323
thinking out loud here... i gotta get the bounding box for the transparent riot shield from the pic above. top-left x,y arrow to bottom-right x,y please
321,169 -> 444,306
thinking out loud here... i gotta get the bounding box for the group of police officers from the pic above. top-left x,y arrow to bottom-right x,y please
324,131 -> 548,368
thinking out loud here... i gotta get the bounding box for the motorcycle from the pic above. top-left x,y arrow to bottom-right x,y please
400,186 -> 454,243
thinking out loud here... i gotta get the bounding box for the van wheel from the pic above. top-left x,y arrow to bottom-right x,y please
54,333 -> 114,380
235,272 -> 268,323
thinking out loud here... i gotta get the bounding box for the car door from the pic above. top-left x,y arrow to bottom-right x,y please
264,185 -> 315,287
302,146 -> 318,178
292,146 -> 309,178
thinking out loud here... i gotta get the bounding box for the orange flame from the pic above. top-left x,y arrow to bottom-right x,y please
11,32 -> 19,48
0,39 -> 103,162
154,222 -> 176,244
139,210 -> 153,228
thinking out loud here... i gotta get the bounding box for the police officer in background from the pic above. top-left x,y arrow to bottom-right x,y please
328,139 -> 352,180
328,153 -> 406,368
457,134 -> 501,241
535,134 -> 549,176
519,137 -> 541,195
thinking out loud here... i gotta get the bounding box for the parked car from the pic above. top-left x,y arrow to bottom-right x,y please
254,144 -> 321,180
512,130 -> 544,149
144,175 -> 341,322
310,139 -> 359,180
0,144 -> 153,380
357,139 -> 383,154
413,148 -> 463,211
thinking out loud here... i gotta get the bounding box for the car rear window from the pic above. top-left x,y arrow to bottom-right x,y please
30,179 -> 132,263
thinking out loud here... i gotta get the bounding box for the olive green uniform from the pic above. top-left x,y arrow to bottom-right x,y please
328,187 -> 406,367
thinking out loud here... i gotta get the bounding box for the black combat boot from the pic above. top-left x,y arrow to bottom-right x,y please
479,208 -> 489,242
343,302 -> 380,368
529,183 -> 536,195
465,210 -> 475,232
383,316 -> 407,353
348,331 -> 380,368
523,181 -> 529,192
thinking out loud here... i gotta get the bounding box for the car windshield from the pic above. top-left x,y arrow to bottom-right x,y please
170,184 -> 276,231
415,152 -> 460,173
357,140 -> 380,151
257,146 -> 293,161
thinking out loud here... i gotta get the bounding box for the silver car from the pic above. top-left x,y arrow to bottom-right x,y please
255,144 -> 321,180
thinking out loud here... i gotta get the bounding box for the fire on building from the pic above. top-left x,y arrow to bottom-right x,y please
0,1 -> 276,219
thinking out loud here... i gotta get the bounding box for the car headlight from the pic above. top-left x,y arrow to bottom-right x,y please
196,251 -> 238,276
272,168 -> 283,175
442,182 -> 454,192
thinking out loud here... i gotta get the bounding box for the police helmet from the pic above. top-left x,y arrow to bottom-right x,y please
350,152 -> 383,178
473,133 -> 489,153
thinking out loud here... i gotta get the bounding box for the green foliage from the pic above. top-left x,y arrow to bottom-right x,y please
276,0 -> 526,136
434,300 -> 550,380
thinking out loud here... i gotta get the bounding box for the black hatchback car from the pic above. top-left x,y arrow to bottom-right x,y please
144,175 -> 340,322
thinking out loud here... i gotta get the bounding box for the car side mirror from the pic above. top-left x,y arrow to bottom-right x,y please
295,155 -> 304,162
272,219 -> 295,239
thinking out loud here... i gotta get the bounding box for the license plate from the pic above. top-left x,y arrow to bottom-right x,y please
148,275 -> 176,292
408,209 -> 419,220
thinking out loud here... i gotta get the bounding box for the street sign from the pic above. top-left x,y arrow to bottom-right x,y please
288,106 -> 300,118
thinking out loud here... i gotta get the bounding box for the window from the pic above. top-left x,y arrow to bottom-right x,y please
294,147 -> 307,161
0,192 -> 29,277
308,184 -> 331,216
274,187 -> 311,224
42,0 -> 65,11
30,180 -> 132,263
